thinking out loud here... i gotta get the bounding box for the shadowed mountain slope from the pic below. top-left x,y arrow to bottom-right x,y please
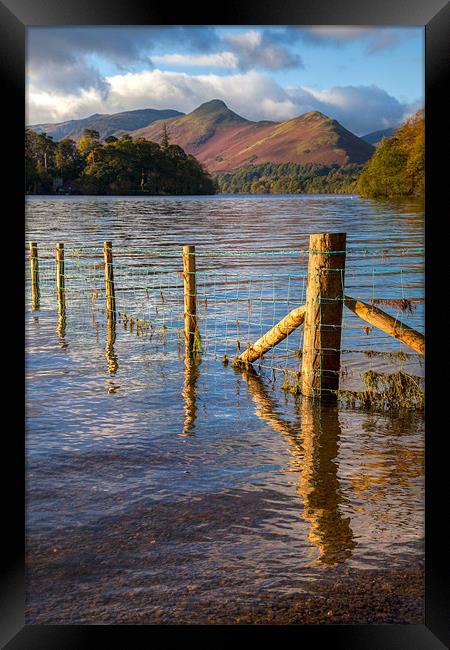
361,126 -> 397,146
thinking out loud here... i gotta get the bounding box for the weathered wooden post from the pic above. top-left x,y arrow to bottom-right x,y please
55,243 -> 66,341
103,241 -> 116,322
55,242 -> 65,303
29,242 -> 40,311
182,245 -> 198,352
301,233 -> 346,401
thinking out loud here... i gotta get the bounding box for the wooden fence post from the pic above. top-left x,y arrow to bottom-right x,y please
55,243 -> 66,340
56,242 -> 65,302
301,233 -> 346,401
103,241 -> 116,321
29,242 -> 40,311
182,245 -> 198,352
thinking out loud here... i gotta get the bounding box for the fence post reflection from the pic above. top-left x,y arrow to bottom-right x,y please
300,399 -> 355,565
180,352 -> 201,436
105,313 -> 118,375
56,300 -> 67,347
239,367 -> 355,566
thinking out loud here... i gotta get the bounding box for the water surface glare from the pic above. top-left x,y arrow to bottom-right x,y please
26,195 -> 424,624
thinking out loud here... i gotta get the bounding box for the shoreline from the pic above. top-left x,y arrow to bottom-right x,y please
26,563 -> 424,625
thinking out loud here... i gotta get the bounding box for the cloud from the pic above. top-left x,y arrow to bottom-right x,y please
222,29 -> 303,70
298,27 -> 415,54
289,84 -> 413,133
105,69 -> 291,120
26,26 -> 305,112
26,87 -> 107,125
27,26 -> 220,68
26,58 -> 110,98
26,26 -> 222,98
151,52 -> 238,69
27,67 -> 419,135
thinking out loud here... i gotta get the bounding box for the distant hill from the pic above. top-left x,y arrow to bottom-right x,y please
29,108 -> 185,142
361,126 -> 397,146
131,99 -> 374,172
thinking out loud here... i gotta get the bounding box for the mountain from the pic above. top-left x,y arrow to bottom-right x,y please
29,108 -> 185,142
131,99 -> 374,172
361,126 -> 397,146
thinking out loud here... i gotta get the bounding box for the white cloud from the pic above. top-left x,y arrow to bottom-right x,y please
26,86 -> 107,124
27,68 -> 420,135
151,52 -> 238,68
102,69 -> 291,121
225,30 -> 262,49
293,84 -> 412,133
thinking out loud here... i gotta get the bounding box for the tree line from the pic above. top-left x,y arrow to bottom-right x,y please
213,162 -> 363,194
25,126 -> 215,195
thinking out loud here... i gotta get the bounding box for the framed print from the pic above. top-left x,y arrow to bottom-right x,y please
1,0 -> 449,646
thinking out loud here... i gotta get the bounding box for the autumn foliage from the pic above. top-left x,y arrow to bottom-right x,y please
357,110 -> 424,198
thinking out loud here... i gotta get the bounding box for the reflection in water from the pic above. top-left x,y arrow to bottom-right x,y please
240,367 -> 355,566
105,315 -> 119,375
180,352 -> 201,436
31,284 -> 40,312
350,414 -> 424,500
25,197 -> 424,623
56,297 -> 67,349
300,399 -> 355,566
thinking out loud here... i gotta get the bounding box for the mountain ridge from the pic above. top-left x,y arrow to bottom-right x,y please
29,100 -> 375,173
29,108 -> 185,142
131,101 -> 374,172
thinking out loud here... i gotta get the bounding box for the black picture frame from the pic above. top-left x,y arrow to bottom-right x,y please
1,1 -> 448,646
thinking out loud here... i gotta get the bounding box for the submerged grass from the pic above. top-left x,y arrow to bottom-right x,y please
337,370 -> 424,411
281,370 -> 302,396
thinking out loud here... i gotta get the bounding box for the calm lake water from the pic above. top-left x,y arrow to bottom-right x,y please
25,194 -> 425,624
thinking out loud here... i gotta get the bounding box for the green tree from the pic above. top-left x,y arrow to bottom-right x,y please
25,129 -> 56,193
78,128 -> 101,160
78,134 -> 215,195
54,138 -> 83,180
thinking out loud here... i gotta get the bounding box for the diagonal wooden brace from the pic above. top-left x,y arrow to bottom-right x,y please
344,295 -> 425,355
234,304 -> 307,365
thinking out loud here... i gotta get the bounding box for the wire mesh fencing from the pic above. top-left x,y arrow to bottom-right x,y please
25,239 -> 424,407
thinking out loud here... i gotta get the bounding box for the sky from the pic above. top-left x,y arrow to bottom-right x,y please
26,26 -> 424,136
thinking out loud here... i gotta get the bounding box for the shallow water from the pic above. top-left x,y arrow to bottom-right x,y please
25,194 -> 425,623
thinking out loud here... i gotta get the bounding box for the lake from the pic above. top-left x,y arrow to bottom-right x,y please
25,194 -> 425,624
